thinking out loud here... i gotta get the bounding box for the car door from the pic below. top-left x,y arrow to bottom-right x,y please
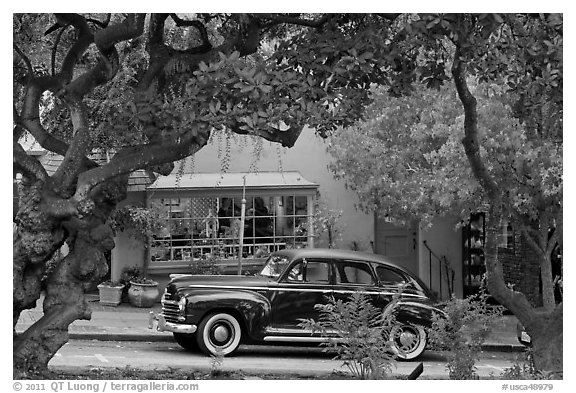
268,257 -> 333,332
332,259 -> 391,309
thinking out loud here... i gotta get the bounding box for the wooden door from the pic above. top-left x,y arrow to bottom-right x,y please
374,218 -> 418,274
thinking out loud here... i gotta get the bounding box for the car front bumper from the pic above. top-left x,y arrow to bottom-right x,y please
148,312 -> 197,334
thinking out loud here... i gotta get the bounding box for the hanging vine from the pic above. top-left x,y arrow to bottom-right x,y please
249,135 -> 263,174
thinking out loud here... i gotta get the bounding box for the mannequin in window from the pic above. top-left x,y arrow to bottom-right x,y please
202,209 -> 219,238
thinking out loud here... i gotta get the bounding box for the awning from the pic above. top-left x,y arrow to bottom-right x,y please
146,171 -> 318,197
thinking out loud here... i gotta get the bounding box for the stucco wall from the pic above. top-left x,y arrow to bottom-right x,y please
418,215 -> 463,299
110,192 -> 147,282
188,127 -> 374,251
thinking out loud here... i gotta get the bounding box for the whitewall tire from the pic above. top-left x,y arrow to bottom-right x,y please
390,323 -> 427,360
197,312 -> 242,356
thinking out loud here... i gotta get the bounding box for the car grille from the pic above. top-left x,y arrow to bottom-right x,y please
161,292 -> 180,323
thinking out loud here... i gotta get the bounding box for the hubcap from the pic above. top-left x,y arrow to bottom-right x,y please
211,323 -> 231,345
399,331 -> 416,349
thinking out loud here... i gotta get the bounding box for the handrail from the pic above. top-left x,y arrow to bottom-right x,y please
422,240 -> 451,300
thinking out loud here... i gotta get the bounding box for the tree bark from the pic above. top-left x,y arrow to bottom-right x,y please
13,178 -> 66,328
13,174 -> 126,375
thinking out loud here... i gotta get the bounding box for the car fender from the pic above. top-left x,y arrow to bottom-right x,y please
179,289 -> 271,339
389,300 -> 446,328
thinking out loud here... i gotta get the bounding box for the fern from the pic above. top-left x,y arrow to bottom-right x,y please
299,291 -> 399,379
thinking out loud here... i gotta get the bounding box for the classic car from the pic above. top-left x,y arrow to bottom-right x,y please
150,248 -> 445,360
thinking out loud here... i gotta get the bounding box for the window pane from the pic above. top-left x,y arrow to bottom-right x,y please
375,266 -> 405,284
305,261 -> 330,283
335,261 -> 375,285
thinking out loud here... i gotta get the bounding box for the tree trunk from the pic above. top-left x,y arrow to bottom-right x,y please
482,206 -> 562,374
13,177 -> 125,376
529,304 -> 563,375
13,179 -> 66,328
13,229 -> 110,374
452,43 -> 562,374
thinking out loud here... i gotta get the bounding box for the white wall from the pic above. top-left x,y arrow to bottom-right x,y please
188,127 -> 374,251
110,192 -> 147,282
418,215 -> 463,299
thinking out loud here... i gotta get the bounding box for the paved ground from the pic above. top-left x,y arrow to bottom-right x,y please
48,339 -> 523,379
16,293 -> 525,351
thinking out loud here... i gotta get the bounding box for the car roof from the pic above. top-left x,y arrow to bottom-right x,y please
271,248 -> 432,296
273,248 -> 405,271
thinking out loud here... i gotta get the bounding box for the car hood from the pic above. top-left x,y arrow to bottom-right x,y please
168,274 -> 273,291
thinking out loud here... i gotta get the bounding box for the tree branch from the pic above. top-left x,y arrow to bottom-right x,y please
52,98 -> 93,193
13,43 -> 33,77
256,14 -> 332,28
229,122 -> 304,148
452,45 -> 500,199
169,14 -> 212,52
72,133 -> 208,203
13,142 -> 49,183
52,14 -> 93,82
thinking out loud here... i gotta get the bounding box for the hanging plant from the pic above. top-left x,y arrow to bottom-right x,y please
110,205 -> 163,246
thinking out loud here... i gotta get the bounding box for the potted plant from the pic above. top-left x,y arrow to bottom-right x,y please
121,266 -> 159,308
97,280 -> 125,306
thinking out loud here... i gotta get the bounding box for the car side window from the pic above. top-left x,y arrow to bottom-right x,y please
375,265 -> 405,285
305,261 -> 330,283
286,259 -> 330,283
335,260 -> 375,285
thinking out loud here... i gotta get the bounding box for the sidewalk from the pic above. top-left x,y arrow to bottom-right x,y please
15,294 -> 525,352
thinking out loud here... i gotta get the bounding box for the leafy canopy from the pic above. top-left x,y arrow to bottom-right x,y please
328,81 -> 562,227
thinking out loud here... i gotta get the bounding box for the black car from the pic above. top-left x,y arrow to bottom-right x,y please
150,248 -> 445,360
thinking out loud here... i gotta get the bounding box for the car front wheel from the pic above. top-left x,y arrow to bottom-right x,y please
390,323 -> 427,360
197,312 -> 242,356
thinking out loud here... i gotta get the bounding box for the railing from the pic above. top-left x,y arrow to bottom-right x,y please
422,240 -> 454,301
151,236 -> 307,263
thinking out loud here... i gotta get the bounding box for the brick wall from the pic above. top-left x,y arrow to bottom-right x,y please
499,232 -> 542,307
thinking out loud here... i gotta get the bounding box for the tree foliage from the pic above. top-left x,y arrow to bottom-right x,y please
329,81 -> 562,230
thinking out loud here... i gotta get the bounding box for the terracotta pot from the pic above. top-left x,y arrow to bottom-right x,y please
97,284 -> 125,306
127,281 -> 159,308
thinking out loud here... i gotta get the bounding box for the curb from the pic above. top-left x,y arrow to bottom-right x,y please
68,332 -> 174,342
64,331 -> 526,353
481,343 -> 525,353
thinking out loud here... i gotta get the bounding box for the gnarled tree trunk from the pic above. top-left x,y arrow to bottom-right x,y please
13,177 -> 126,376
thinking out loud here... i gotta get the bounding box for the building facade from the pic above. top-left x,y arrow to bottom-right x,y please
17,129 -> 548,305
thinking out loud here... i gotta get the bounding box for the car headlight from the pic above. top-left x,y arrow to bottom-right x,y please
178,297 -> 187,322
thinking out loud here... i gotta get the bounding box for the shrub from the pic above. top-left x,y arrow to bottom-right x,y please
299,291 -> 401,379
120,265 -> 157,288
188,255 -> 223,275
428,288 -> 503,380
500,350 -> 557,380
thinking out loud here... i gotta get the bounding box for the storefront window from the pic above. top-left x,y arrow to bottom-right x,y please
149,194 -> 312,263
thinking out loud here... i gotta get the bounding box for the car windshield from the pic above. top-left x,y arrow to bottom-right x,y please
258,255 -> 291,279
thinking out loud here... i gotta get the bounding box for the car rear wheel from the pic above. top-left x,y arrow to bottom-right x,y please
390,323 -> 427,360
197,312 -> 242,356
173,333 -> 198,351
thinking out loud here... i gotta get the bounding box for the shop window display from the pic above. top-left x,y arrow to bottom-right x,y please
149,195 -> 312,263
